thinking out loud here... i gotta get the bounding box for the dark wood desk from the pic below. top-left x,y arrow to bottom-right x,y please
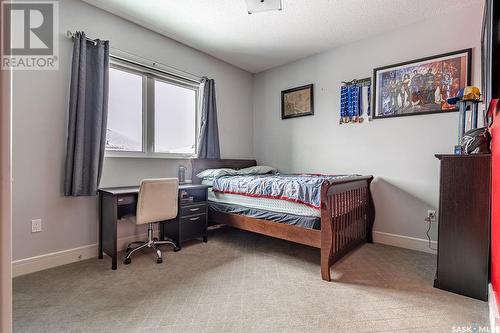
98,184 -> 210,270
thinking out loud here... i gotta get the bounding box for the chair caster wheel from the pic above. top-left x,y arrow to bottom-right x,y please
124,258 -> 131,265
156,258 -> 163,264
174,246 -> 181,252
203,236 -> 208,243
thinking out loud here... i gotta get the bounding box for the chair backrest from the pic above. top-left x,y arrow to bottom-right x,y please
136,178 -> 179,225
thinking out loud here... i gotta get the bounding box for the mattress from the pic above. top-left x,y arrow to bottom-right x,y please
208,188 -> 320,217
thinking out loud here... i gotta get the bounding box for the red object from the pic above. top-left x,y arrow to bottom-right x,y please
490,99 -> 500,291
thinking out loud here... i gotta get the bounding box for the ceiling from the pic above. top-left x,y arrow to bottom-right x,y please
83,0 -> 482,73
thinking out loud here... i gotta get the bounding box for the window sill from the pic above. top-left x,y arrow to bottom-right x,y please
104,151 -> 196,160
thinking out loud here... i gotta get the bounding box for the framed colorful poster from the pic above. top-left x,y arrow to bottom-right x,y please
281,84 -> 314,119
372,49 -> 472,119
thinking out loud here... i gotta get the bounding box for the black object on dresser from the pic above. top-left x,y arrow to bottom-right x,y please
160,184 -> 209,250
434,154 -> 491,301
98,184 -> 209,270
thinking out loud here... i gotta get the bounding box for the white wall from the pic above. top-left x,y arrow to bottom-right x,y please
253,4 -> 483,244
12,0 -> 253,261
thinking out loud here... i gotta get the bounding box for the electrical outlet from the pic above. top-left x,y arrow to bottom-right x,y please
31,219 -> 42,233
427,210 -> 436,223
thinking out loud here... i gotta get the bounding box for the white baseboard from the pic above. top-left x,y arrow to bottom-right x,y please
13,230 -> 435,277
372,231 -> 437,254
490,284 -> 499,333
12,232 -> 153,277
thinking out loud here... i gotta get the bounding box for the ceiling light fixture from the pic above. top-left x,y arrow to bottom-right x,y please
246,0 -> 282,15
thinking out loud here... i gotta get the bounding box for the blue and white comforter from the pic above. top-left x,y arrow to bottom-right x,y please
212,174 -> 350,209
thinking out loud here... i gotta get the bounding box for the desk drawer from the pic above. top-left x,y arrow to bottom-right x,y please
180,213 -> 207,241
180,204 -> 207,217
117,195 -> 135,206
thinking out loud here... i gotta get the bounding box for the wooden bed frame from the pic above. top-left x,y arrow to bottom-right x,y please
191,158 -> 375,281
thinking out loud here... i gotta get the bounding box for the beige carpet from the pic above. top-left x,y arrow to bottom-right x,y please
13,228 -> 488,333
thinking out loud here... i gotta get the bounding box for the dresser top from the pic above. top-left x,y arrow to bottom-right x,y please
435,153 -> 491,160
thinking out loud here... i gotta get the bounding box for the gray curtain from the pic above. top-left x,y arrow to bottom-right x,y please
64,32 -> 109,196
197,78 -> 220,158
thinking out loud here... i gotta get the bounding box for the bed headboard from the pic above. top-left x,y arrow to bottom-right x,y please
191,158 -> 257,184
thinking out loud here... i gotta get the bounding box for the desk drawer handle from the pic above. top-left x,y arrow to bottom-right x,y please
118,198 -> 124,202
189,217 -> 201,221
189,207 -> 201,212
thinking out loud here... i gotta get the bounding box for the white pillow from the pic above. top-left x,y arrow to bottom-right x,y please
236,165 -> 277,175
196,168 -> 237,179
201,178 -> 214,186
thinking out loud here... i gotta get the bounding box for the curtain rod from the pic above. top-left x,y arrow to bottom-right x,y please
66,30 -> 98,45
66,30 -> 203,83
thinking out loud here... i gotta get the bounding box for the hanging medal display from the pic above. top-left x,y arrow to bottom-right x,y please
340,86 -> 349,124
339,77 -> 372,124
366,85 -> 371,119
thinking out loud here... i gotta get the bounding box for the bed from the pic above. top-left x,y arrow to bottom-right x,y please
191,158 -> 375,281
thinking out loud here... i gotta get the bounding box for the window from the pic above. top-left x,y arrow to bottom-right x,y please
107,68 -> 143,152
105,58 -> 199,157
154,80 -> 196,154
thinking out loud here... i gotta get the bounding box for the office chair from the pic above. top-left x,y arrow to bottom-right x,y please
124,178 -> 180,265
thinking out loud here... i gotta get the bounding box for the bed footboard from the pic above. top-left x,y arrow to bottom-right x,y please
320,176 -> 375,281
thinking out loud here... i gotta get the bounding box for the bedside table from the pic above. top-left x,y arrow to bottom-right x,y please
160,184 -> 210,250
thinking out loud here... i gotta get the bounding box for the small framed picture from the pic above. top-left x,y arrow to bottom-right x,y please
373,49 -> 472,119
281,84 -> 314,119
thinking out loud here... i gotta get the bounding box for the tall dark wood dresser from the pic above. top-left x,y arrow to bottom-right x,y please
434,154 -> 491,301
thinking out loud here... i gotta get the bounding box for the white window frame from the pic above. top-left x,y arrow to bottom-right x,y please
105,56 -> 200,159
